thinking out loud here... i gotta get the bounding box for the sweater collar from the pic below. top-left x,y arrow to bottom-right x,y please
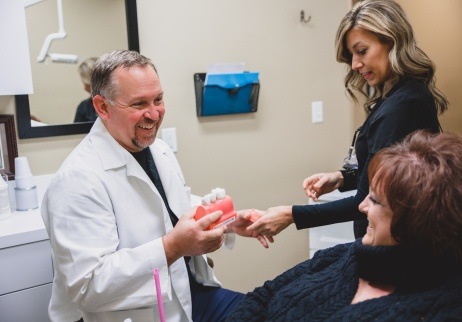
353,239 -> 460,290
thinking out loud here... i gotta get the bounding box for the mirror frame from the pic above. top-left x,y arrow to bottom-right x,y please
15,0 -> 139,139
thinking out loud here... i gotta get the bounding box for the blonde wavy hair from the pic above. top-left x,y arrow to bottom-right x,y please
335,0 -> 448,114
78,57 -> 97,86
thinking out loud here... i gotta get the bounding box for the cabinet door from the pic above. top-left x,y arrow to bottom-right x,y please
0,240 -> 53,295
0,283 -> 52,322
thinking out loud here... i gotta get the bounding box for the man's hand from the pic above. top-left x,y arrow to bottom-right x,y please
162,207 -> 225,266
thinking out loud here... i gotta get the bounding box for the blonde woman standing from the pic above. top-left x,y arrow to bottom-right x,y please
246,0 -> 449,239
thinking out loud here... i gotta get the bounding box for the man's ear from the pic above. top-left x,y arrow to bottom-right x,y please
93,95 -> 110,120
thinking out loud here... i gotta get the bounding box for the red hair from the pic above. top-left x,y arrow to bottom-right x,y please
368,130 -> 462,263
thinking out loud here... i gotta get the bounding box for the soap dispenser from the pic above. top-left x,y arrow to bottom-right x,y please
0,173 -> 12,220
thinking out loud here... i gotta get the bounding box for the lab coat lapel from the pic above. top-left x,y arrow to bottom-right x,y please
150,141 -> 189,218
90,119 -> 155,188
90,120 -> 168,220
150,141 -> 195,318
89,119 -> 128,171
124,158 -> 176,232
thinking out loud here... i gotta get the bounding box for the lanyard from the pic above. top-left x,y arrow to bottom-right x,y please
347,126 -> 361,161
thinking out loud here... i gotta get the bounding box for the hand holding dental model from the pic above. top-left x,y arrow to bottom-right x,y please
194,187 -> 274,247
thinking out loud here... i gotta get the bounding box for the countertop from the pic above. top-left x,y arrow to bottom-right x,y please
0,174 -> 202,249
0,174 -> 53,249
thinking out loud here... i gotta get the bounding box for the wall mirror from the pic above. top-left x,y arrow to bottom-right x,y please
15,0 -> 139,139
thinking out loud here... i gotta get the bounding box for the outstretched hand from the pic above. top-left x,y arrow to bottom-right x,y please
303,171 -> 343,201
230,209 -> 274,248
245,206 -> 294,236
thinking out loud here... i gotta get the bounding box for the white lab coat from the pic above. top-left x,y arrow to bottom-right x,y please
41,119 -> 224,322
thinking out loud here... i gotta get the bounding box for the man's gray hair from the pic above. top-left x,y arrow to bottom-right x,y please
91,50 -> 157,103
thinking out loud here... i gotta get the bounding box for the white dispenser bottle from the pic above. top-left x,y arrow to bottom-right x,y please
0,173 -> 12,220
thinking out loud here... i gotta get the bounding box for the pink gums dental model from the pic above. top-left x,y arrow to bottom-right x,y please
194,188 -> 237,230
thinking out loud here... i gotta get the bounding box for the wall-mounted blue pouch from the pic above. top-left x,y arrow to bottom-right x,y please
194,72 -> 260,116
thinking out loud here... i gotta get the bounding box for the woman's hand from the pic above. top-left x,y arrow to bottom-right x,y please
230,209 -> 274,248
246,206 -> 294,236
302,171 -> 344,201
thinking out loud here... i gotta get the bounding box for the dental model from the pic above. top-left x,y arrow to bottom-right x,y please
194,188 -> 237,230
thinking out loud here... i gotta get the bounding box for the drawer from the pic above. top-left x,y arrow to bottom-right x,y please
0,240 -> 53,295
0,283 -> 52,322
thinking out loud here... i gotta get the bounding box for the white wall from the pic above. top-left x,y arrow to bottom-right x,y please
2,0 -> 353,293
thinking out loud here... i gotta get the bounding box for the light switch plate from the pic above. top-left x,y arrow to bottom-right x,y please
311,101 -> 323,123
161,127 -> 178,152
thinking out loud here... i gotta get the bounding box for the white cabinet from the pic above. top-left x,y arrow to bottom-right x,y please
0,240 -> 53,295
0,283 -> 52,322
0,237 -> 53,322
0,175 -> 54,322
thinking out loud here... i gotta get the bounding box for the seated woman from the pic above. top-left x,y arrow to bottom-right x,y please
227,130 -> 462,321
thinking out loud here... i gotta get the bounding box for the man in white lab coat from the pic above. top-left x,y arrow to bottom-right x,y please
41,50 -> 270,322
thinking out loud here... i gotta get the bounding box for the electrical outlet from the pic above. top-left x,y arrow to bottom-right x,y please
311,101 -> 323,123
161,127 -> 178,152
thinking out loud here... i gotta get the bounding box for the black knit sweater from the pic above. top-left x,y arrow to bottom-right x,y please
292,79 -> 441,238
227,240 -> 462,321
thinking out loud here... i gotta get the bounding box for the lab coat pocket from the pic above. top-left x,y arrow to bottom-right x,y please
190,255 -> 222,287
